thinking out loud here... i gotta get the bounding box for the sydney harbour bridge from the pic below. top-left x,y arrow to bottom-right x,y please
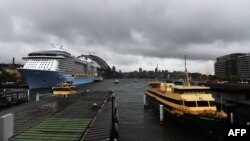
77,54 -> 114,77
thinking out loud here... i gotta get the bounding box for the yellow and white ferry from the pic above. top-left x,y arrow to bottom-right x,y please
52,81 -> 76,97
145,56 -> 228,136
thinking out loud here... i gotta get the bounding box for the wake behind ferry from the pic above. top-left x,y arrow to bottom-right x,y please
144,56 -> 228,138
18,47 -> 100,89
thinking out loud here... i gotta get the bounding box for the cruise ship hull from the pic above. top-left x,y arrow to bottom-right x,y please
19,69 -> 94,89
146,95 -> 227,139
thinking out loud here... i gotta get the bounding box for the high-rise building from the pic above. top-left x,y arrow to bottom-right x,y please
12,57 -> 15,65
155,65 -> 158,73
139,67 -> 142,73
237,54 -> 250,79
112,66 -> 116,72
214,53 -> 246,78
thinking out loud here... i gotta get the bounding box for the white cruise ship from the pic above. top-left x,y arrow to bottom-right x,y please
18,48 -> 99,89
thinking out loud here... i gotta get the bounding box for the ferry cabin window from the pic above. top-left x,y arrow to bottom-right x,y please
149,83 -> 160,89
53,88 -> 72,91
197,101 -> 209,107
173,89 -> 183,94
184,101 -> 197,107
181,89 -> 210,94
205,90 -> 211,94
209,101 -> 216,107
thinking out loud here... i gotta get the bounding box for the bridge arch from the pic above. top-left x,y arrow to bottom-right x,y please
77,54 -> 111,71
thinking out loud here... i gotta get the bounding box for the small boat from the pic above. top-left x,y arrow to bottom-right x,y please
52,81 -> 76,97
94,76 -> 103,82
144,55 -> 228,137
113,79 -> 119,84
133,78 -> 139,82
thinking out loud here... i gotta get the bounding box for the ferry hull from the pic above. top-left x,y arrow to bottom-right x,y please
19,69 -> 94,89
146,95 -> 228,138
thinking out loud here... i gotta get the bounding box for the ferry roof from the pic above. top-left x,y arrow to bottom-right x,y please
173,85 -> 210,90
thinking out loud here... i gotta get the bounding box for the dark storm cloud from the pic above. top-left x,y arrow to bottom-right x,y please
1,0 -> 250,69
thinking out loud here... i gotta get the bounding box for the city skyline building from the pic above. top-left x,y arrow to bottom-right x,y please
214,53 -> 250,80
237,53 -> 250,79
139,67 -> 142,73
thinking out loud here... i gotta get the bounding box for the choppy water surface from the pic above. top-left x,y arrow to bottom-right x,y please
84,79 -> 214,141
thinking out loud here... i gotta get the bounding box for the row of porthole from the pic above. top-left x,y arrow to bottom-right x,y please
39,66 -> 53,68
26,63 -> 54,66
39,65 -> 53,68
28,61 -> 53,64
25,64 -> 54,69
40,61 -> 54,63
26,63 -> 53,67
25,66 -> 53,69
39,64 -> 53,66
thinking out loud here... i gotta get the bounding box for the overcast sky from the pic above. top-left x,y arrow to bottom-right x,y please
1,0 -> 250,74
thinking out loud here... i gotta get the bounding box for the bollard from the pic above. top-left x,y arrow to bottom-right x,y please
160,104 -> 164,124
230,112 -> 233,124
143,95 -> 147,108
36,93 -> 39,101
115,122 -> 118,131
116,109 -> 119,119
27,89 -> 30,101
112,92 -> 116,108
0,113 -> 14,141
18,93 -> 21,100
8,97 -> 11,103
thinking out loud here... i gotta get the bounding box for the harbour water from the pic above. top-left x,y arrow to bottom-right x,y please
5,78 -> 250,141
83,79 -> 214,141
6,79 -> 219,140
